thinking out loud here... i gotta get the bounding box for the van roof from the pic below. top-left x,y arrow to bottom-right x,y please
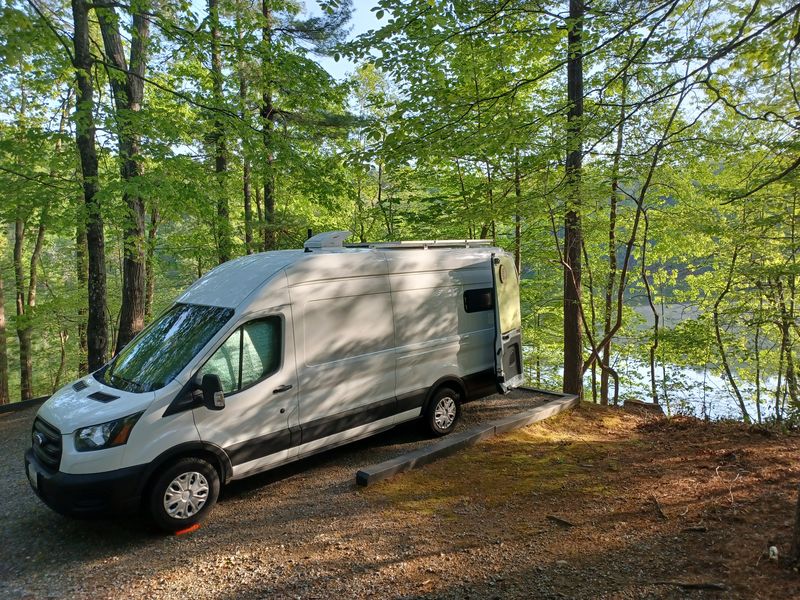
177,241 -> 500,309
177,250 -> 303,308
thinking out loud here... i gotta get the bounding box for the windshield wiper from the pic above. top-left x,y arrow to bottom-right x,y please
110,372 -> 145,392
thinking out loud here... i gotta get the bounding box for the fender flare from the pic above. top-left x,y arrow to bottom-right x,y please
137,441 -> 234,497
422,376 -> 467,415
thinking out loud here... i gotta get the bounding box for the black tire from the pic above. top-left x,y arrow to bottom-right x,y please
147,457 -> 220,532
425,386 -> 461,436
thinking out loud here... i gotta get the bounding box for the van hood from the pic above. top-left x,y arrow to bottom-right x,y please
37,376 -> 155,435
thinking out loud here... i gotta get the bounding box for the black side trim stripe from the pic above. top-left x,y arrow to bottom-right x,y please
222,369 -> 496,467
224,395 -> 424,467
299,397 -> 396,446
226,430 -> 295,466
397,390 -> 427,413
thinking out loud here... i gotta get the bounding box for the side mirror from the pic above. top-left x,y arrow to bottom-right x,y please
201,374 -> 225,410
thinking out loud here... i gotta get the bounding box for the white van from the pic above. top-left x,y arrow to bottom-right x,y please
25,232 -> 523,531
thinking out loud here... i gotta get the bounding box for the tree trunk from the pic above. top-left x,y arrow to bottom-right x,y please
513,151 -> 522,273
601,70 -> 627,406
0,264 -> 8,404
13,209 -> 46,401
145,206 -> 159,319
754,296 -> 762,423
791,483 -> 800,566
75,219 -> 89,375
53,328 -> 68,393
237,8 -> 254,255
13,219 -> 32,400
713,247 -> 750,422
563,0 -> 584,397
243,162 -> 253,254
97,1 -> 149,354
261,0 -> 277,250
210,0 -> 232,264
641,210 -> 660,405
72,0 -> 109,371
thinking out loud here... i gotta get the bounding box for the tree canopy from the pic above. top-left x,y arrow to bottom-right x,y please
0,0 -> 797,422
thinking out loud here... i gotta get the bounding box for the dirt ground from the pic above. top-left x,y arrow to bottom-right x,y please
2,397 -> 800,599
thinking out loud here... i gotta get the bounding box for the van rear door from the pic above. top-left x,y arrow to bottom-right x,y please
491,253 -> 523,392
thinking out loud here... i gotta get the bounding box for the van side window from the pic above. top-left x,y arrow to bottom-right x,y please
200,330 -> 241,394
199,317 -> 281,395
463,288 -> 494,313
240,319 -> 281,388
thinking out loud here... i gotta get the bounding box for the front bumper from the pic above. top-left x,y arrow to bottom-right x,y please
24,448 -> 146,517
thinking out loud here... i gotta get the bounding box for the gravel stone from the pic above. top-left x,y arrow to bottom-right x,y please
0,390 -> 549,599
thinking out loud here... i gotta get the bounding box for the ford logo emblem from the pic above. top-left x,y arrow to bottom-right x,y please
33,432 -> 46,447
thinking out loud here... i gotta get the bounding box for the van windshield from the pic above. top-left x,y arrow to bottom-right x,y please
97,303 -> 234,393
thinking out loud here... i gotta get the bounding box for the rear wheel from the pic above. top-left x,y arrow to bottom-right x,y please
425,386 -> 461,436
148,457 -> 220,532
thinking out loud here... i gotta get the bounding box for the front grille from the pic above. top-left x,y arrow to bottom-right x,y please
32,418 -> 62,471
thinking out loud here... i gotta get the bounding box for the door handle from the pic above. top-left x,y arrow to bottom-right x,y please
273,384 -> 293,394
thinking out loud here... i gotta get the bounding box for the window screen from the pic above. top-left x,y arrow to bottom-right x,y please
240,319 -> 280,389
199,317 -> 281,395
199,330 -> 240,394
463,288 -> 494,313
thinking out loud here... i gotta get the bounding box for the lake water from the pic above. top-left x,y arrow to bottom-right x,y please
524,302 -> 782,422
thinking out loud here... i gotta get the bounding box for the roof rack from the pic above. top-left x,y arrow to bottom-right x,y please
346,239 -> 494,250
303,231 -> 494,251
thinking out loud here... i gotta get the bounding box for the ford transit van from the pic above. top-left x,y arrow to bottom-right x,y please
25,231 -> 523,531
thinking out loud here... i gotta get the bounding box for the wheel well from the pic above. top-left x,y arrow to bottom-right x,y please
424,377 -> 466,413
139,445 -> 231,505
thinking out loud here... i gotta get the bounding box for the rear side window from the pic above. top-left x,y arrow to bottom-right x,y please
463,288 -> 494,313
199,317 -> 281,395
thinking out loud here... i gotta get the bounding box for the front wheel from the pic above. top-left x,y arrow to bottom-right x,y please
147,457 -> 220,532
425,387 -> 461,436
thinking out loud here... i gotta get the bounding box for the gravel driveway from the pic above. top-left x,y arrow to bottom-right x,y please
0,390 -> 548,599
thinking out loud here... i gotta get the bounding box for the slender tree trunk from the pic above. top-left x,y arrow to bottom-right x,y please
581,240 -> 597,402
243,162 -> 253,253
75,220 -> 88,375
376,162 -> 392,238
53,328 -> 68,393
641,211 -> 660,404
780,303 -> 798,406
790,483 -> 800,566
236,8 -> 254,255
563,0 -> 584,397
13,220 -> 31,400
72,0 -> 108,371
776,319 -> 786,422
513,152 -> 522,273
785,194 -> 798,406
145,206 -> 159,319
713,247 -> 750,422
97,2 -> 149,353
209,0 -> 232,263
483,160 -> 496,244
261,0 -> 277,250
601,70 -> 627,405
455,159 -> 473,239
13,210 -> 46,401
754,296 -> 762,423
0,264 -> 8,404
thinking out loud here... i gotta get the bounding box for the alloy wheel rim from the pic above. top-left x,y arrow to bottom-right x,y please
163,471 -> 210,519
434,396 -> 457,429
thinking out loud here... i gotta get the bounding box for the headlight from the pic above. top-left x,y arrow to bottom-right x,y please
74,412 -> 143,452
